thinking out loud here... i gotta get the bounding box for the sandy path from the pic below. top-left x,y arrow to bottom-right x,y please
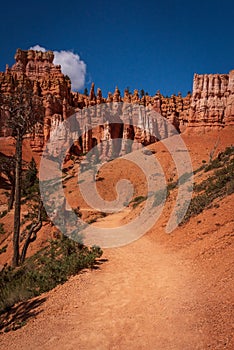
0,208 -> 208,350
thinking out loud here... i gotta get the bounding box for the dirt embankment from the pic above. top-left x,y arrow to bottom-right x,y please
0,129 -> 233,349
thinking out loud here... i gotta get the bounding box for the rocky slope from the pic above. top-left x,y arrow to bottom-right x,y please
0,130 -> 233,350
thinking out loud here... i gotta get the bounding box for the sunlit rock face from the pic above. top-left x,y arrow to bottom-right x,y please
187,71 -> 234,132
0,49 -> 74,152
0,49 -> 233,156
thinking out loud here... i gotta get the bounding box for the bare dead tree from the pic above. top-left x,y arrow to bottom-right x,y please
209,137 -> 220,163
0,84 -> 44,266
20,201 -> 43,264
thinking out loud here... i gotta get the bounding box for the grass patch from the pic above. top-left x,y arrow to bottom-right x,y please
0,236 -> 103,314
181,146 -> 234,224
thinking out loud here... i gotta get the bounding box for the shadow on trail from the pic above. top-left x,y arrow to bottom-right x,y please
91,258 -> 109,270
0,297 -> 46,332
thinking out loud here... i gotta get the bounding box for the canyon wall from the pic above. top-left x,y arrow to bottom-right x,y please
188,71 -> 234,130
0,49 -> 233,157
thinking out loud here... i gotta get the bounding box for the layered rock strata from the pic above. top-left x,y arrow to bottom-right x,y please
0,49 -> 233,157
188,71 -> 234,130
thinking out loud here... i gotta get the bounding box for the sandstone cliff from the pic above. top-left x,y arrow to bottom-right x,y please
0,49 -> 233,157
188,71 -> 234,130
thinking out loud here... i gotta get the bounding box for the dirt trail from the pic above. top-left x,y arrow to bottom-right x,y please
1,129 -> 234,349
0,211 -> 208,350
1,192 -> 232,350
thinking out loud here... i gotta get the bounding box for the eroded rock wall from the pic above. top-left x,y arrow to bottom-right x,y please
0,49 -> 233,157
188,71 -> 234,131
0,49 -> 75,151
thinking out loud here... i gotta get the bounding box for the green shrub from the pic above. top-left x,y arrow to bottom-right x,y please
130,196 -> 147,208
22,158 -> 38,198
223,145 -> 234,156
182,194 -> 210,223
167,181 -> 177,191
182,146 -> 234,223
204,158 -> 222,172
204,146 -> 234,173
0,236 -> 103,314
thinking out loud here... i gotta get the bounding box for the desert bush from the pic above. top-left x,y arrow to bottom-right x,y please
167,181 -> 177,191
21,158 -> 38,198
0,236 -> 103,313
182,147 -> 234,223
204,158 -> 222,172
204,146 -> 234,173
130,195 -> 147,208
182,194 -> 210,223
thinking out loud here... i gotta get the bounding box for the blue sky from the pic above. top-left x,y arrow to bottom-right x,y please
0,0 -> 233,97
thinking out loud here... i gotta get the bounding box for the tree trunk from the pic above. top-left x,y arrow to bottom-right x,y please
20,203 -> 42,264
20,221 -> 42,264
8,178 -> 15,211
12,131 -> 22,267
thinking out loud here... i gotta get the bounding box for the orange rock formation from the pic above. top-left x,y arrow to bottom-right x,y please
0,49 -> 233,156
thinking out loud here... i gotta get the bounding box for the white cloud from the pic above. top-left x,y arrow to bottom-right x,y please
29,45 -> 86,91
53,50 -> 86,91
30,45 -> 46,52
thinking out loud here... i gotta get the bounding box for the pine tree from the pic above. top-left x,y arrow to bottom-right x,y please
1,84 -> 44,266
